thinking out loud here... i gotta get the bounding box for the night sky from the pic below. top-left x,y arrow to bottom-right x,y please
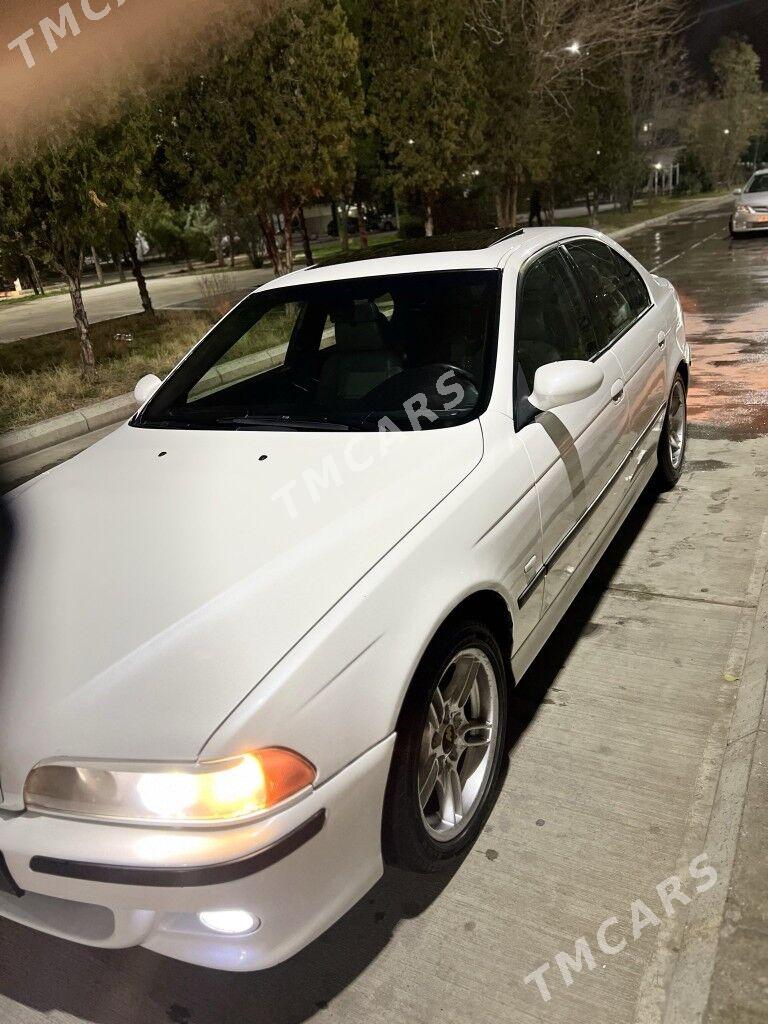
686,0 -> 768,80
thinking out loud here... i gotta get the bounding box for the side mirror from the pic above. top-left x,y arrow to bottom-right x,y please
528,360 -> 604,412
134,373 -> 162,406
733,188 -> 742,195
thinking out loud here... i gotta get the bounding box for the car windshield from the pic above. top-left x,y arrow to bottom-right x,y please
135,270 -> 500,432
746,174 -> 768,193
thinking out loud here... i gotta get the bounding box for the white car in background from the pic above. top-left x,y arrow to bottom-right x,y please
730,169 -> 768,237
0,227 -> 690,971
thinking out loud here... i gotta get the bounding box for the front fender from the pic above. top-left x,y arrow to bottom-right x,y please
201,414 -> 541,784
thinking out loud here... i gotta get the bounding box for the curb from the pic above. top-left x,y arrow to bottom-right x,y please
0,343 -> 287,471
649,515 -> 768,1023
608,195 -> 730,241
0,393 -> 137,465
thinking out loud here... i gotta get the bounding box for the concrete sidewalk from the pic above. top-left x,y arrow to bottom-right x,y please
697,578 -> 768,1024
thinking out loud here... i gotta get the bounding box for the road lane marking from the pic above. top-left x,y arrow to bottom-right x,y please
651,230 -> 725,273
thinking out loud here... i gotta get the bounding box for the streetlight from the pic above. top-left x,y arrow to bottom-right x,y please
723,128 -> 730,135
565,41 -> 581,55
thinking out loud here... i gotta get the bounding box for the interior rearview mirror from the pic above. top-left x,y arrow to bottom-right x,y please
134,374 -> 162,406
528,360 -> 604,412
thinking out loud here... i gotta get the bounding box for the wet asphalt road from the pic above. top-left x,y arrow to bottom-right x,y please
620,199 -> 768,440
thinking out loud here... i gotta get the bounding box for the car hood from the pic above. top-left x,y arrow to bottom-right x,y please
735,189 -> 768,207
0,422 -> 483,806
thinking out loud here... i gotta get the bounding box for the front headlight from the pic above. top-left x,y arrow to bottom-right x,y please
735,204 -> 754,215
24,749 -> 316,827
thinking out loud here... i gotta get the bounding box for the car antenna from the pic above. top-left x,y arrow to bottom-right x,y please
488,227 -> 525,246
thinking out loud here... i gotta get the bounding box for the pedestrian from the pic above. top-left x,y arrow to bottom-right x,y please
529,188 -> 543,227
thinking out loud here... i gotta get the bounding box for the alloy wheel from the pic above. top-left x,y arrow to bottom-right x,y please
418,647 -> 501,843
668,379 -> 687,470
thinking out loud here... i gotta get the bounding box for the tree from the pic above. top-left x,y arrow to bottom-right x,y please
368,0 -> 484,236
552,67 -> 640,224
253,0 -> 363,268
86,104 -> 158,316
686,36 -> 766,187
617,37 -> 691,210
157,0 -> 362,275
0,131 -> 109,369
470,0 -> 686,226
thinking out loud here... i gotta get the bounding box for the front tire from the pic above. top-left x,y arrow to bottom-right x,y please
655,372 -> 687,490
383,618 -> 508,873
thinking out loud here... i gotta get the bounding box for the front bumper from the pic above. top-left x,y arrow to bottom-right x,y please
732,211 -> 768,232
0,735 -> 395,971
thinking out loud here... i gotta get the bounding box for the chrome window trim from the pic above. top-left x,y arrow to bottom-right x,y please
561,238 -> 654,362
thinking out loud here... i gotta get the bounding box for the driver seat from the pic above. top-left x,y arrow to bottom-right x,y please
316,300 -> 402,405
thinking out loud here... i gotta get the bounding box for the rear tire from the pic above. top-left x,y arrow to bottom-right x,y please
655,372 -> 687,490
383,618 -> 508,873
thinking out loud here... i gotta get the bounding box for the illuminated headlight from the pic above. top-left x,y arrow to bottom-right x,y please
735,204 -> 754,215
24,749 -> 316,827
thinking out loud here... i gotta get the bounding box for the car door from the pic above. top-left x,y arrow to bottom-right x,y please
565,239 -> 665,480
514,245 -> 629,617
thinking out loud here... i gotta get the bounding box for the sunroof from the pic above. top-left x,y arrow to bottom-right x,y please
309,228 -> 524,269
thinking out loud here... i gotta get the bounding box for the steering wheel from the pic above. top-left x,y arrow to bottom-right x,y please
431,363 -> 477,386
361,363 -> 479,411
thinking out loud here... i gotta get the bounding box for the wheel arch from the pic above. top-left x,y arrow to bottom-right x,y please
444,590 -> 514,664
397,589 -> 515,724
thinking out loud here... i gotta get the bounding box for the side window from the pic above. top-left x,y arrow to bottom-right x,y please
611,249 -> 650,320
566,240 -> 649,349
514,248 -> 597,421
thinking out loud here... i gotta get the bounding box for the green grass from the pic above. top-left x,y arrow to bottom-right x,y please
0,310 -> 216,433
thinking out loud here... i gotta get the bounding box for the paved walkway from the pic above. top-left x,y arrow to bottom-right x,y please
0,266 -> 272,344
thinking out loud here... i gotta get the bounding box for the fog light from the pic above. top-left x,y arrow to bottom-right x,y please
198,910 -> 258,935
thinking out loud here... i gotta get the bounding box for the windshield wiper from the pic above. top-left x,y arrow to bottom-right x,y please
216,414 -> 350,432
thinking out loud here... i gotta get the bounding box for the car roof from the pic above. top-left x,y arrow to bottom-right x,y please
256,226 -> 609,291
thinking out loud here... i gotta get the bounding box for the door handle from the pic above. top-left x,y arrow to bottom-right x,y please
610,380 -> 625,402
657,331 -> 667,350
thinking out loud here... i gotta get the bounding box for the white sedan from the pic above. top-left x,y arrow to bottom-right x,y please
730,169 -> 768,237
0,227 -> 690,971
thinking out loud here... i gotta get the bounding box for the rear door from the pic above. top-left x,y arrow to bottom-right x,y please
565,239 -> 666,472
514,246 -> 629,615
